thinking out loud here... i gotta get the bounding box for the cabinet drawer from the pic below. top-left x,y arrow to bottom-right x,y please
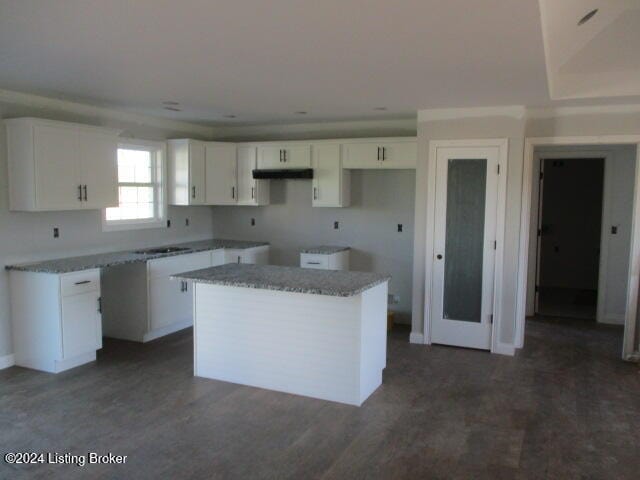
300,254 -> 329,269
148,251 -> 212,278
60,270 -> 100,297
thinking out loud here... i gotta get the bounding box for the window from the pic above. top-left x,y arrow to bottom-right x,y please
103,140 -> 166,231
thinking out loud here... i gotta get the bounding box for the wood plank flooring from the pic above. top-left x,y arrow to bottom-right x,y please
1,317 -> 638,479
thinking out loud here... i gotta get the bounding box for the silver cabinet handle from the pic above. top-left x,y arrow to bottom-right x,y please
307,262 -> 321,265
74,280 -> 91,285
78,185 -> 83,201
377,147 -> 381,161
313,187 -> 318,200
283,150 -> 287,162
279,149 -> 283,162
97,297 -> 102,313
237,256 -> 241,264
192,186 -> 196,198
382,147 -> 386,161
83,185 -> 88,201
251,187 -> 255,199
232,186 -> 235,199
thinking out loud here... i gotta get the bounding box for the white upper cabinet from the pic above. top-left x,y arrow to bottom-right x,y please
257,144 -> 311,169
205,142 -> 237,205
167,139 -> 206,205
312,144 -> 350,207
343,139 -> 417,169
6,118 -> 120,212
237,145 -> 269,206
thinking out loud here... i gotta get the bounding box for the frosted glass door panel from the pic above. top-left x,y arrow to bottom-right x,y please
443,159 -> 487,323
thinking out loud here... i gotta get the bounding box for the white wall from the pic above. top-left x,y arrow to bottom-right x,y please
210,170 -> 416,324
0,97 -> 216,359
526,145 -> 636,324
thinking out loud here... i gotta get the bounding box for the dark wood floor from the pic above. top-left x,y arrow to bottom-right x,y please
1,317 -> 639,479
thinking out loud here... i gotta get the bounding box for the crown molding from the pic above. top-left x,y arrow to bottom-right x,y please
418,105 -> 527,122
0,89 -> 214,137
526,103 -> 640,119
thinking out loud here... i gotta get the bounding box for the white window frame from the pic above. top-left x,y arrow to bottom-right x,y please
102,139 -> 167,232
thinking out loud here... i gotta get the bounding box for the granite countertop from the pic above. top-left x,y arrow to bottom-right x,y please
300,245 -> 350,255
5,239 -> 269,274
174,263 -> 390,297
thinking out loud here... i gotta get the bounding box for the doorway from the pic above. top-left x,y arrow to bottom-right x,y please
535,157 -> 604,320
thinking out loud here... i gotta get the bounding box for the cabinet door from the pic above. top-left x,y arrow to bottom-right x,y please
149,276 -> 192,331
224,249 -> 243,264
257,145 -> 282,169
61,290 -> 101,359
342,142 -> 381,169
237,146 -> 257,205
189,141 -> 206,204
33,123 -> 81,210
282,145 -> 311,168
205,143 -> 237,205
379,142 -> 417,168
312,144 -> 343,207
78,130 -> 119,209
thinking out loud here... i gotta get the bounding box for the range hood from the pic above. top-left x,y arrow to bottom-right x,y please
252,169 -> 313,180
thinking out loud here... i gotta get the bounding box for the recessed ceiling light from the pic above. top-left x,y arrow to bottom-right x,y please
163,106 -> 181,112
374,107 -> 387,111
162,101 -> 180,106
224,115 -> 236,119
295,111 -> 308,115
578,8 -> 598,26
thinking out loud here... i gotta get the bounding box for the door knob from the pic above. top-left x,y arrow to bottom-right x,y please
436,254 -> 443,260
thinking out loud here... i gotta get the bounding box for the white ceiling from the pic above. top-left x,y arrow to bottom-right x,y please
540,0 -> 640,100
0,0 -> 637,125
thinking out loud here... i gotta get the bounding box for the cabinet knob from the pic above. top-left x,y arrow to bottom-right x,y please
436,254 -> 443,260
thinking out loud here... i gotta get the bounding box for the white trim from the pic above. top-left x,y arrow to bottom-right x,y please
493,342 -> 516,356
424,139 -> 509,354
0,354 -> 15,370
527,104 -> 640,120
102,139 -> 168,232
409,332 -> 424,344
516,136 -> 640,360
526,150 -> 612,323
418,106 -> 526,122
0,88 -> 213,137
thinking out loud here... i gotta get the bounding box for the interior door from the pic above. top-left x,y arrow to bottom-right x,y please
431,146 -> 500,350
205,143 -> 237,205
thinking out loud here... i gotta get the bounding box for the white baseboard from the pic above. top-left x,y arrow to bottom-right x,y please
492,342 -> 516,356
409,332 -> 424,344
0,354 -> 15,370
143,320 -> 192,343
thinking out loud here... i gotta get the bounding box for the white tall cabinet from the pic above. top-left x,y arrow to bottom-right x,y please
205,143 -> 238,205
6,118 -> 120,211
312,143 -> 350,207
167,139 -> 206,205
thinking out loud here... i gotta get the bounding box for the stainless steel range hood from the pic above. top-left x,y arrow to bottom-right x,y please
252,169 -> 313,179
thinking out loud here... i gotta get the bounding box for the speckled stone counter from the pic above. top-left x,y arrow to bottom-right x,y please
174,263 -> 389,297
5,239 -> 269,274
300,246 -> 350,255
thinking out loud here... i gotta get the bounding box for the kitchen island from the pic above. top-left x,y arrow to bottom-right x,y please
175,264 -> 390,406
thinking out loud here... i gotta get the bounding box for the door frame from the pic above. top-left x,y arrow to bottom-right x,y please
528,150 -> 611,322
423,139 -> 509,354
516,136 -> 640,361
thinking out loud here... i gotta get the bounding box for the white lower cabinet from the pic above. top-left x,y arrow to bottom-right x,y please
300,251 -> 350,270
10,269 -> 103,373
101,247 -> 270,344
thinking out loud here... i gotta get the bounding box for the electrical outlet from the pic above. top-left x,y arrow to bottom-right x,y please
388,294 -> 400,305
53,227 -> 59,238
167,219 -> 171,228
185,218 -> 190,227
334,221 -> 339,230
397,224 -> 403,232
251,218 -> 256,226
